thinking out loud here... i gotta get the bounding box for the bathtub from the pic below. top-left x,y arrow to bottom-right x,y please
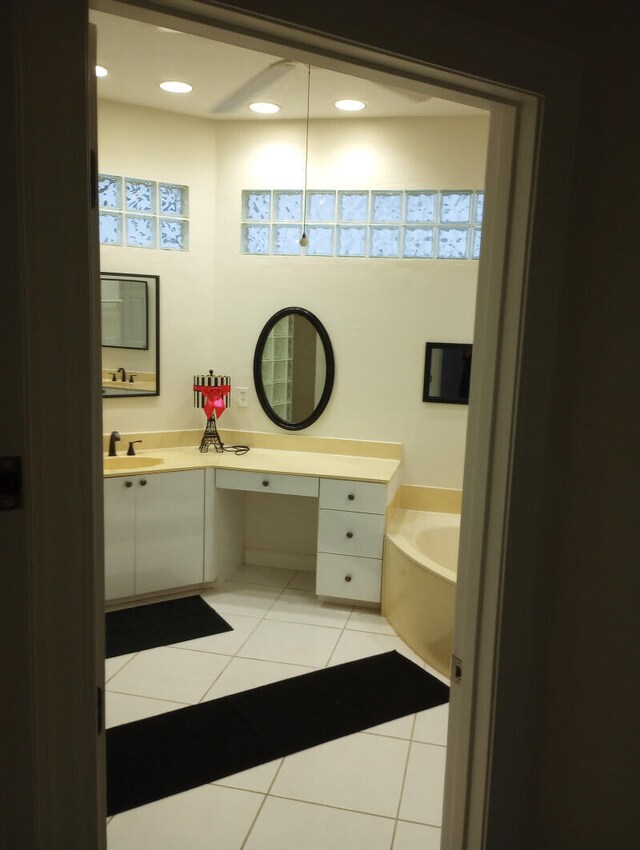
382,510 -> 458,678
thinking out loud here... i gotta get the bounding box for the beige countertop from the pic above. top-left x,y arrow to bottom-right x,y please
103,444 -> 401,484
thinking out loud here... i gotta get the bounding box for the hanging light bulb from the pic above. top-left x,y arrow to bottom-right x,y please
299,65 -> 311,248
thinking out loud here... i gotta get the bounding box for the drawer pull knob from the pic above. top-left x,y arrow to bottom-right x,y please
140,479 -> 147,486
347,493 -> 355,501
346,531 -> 354,539
344,574 -> 352,582
125,480 -> 133,488
262,479 -> 269,487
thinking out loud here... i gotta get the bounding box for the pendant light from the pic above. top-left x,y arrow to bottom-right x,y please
299,65 -> 311,248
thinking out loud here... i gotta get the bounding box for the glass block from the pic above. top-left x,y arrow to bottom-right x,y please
241,224 -> 269,254
369,226 -> 400,257
272,224 -> 302,255
274,337 -> 289,359
273,360 -> 289,381
436,227 -> 470,259
99,212 -> 122,245
474,191 -> 484,224
338,191 -> 369,222
305,226 -> 334,256
159,218 -> 188,251
439,191 -> 472,224
126,215 -> 156,248
337,226 -> 366,257
98,174 -> 122,209
159,183 -> 188,217
403,226 -> 435,258
272,382 -> 287,405
274,191 -> 302,221
125,178 -> 156,213
262,336 -> 274,359
472,227 -> 482,259
272,316 -> 291,337
405,191 -> 436,223
243,190 -> 271,221
371,191 -> 402,223
261,361 -> 273,383
306,191 -> 336,222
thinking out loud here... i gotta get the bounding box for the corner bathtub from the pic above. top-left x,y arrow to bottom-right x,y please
382,510 -> 458,678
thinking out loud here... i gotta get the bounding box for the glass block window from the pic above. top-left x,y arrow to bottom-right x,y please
160,219 -> 188,251
371,191 -> 402,223
370,226 -> 400,257
98,174 -> 122,209
273,224 -> 302,255
99,212 -> 122,245
126,215 -> 156,248
338,191 -> 369,222
243,191 -> 271,220
159,183 -> 188,217
99,173 -> 189,251
240,189 -> 483,260
307,191 -> 336,222
274,191 -> 302,221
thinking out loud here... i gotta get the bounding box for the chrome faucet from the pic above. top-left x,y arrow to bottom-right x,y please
117,367 -> 127,382
108,431 -> 121,457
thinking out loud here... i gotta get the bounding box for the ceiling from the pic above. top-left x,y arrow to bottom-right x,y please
90,10 -> 487,121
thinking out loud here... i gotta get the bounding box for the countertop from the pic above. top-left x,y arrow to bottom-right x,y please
103,445 -> 401,484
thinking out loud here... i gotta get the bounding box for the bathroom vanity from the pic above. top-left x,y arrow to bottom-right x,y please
103,440 -> 400,606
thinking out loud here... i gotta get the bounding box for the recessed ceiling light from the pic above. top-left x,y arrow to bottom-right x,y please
335,99 -> 366,112
249,102 -> 281,114
95,65 -> 108,78
159,81 -> 193,94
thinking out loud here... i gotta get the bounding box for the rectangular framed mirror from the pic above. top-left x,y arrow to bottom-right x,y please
101,272 -> 160,397
423,341 -> 472,404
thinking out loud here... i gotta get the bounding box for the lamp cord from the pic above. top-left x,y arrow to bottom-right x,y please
301,65 -> 311,241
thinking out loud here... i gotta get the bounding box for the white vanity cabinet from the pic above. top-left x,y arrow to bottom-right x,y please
104,469 -> 205,601
316,479 -> 387,603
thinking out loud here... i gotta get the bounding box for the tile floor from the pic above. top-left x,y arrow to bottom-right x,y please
105,564 -> 450,849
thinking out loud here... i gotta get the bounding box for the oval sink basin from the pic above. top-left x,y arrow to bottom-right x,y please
104,456 -> 164,471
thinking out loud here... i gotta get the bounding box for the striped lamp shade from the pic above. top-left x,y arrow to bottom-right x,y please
193,371 -> 231,411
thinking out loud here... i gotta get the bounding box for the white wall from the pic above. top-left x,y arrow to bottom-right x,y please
99,100 -> 488,487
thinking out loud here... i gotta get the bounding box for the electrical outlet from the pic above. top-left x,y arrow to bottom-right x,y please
236,386 -> 249,407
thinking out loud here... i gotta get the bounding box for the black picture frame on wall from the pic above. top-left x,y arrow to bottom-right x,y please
423,342 -> 473,405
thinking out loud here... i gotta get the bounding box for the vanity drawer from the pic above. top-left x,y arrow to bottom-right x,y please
317,508 -> 385,559
319,478 -> 387,515
316,553 -> 381,603
216,468 -> 319,498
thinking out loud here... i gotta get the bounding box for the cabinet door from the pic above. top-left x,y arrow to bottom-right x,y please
104,477 -> 135,601
135,470 -> 205,595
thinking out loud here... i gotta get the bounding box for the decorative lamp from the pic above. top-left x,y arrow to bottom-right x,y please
193,371 -> 231,453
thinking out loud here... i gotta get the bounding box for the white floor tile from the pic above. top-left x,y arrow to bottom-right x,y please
413,703 -> 449,746
105,653 -> 136,682
398,742 -> 447,826
266,588 -> 352,628
171,612 -> 260,656
328,630 -> 425,668
202,656 -> 315,701
106,691 -> 187,728
288,570 -> 317,591
228,564 -> 298,587
244,796 -> 395,850
201,581 -> 282,618
272,732 -> 409,818
106,784 -> 263,850
364,713 -> 415,740
238,619 -> 341,667
213,758 -> 282,793
106,646 -> 230,704
346,608 -> 396,635
393,820 -> 441,850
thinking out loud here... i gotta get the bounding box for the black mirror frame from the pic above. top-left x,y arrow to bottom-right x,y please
253,307 -> 335,431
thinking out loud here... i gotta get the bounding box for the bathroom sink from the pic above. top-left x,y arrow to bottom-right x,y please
103,456 -> 164,471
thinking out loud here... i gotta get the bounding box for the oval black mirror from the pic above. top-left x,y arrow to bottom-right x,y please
253,307 -> 335,430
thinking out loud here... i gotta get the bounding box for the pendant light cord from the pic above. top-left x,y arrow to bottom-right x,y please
301,65 -> 311,242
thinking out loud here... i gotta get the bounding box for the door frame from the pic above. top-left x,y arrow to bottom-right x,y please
4,0 -> 579,845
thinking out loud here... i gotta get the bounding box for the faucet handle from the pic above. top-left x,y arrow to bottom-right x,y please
110,372 -> 117,381
127,440 -> 143,456
128,374 -> 137,383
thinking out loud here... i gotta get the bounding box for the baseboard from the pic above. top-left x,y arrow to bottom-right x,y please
243,548 -> 316,572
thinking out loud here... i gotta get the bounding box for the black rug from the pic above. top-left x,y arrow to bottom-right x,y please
107,650 -> 449,815
105,595 -> 232,658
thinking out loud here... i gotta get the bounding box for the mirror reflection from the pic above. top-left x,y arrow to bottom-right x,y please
423,342 -> 472,405
101,272 -> 160,397
254,307 -> 335,430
